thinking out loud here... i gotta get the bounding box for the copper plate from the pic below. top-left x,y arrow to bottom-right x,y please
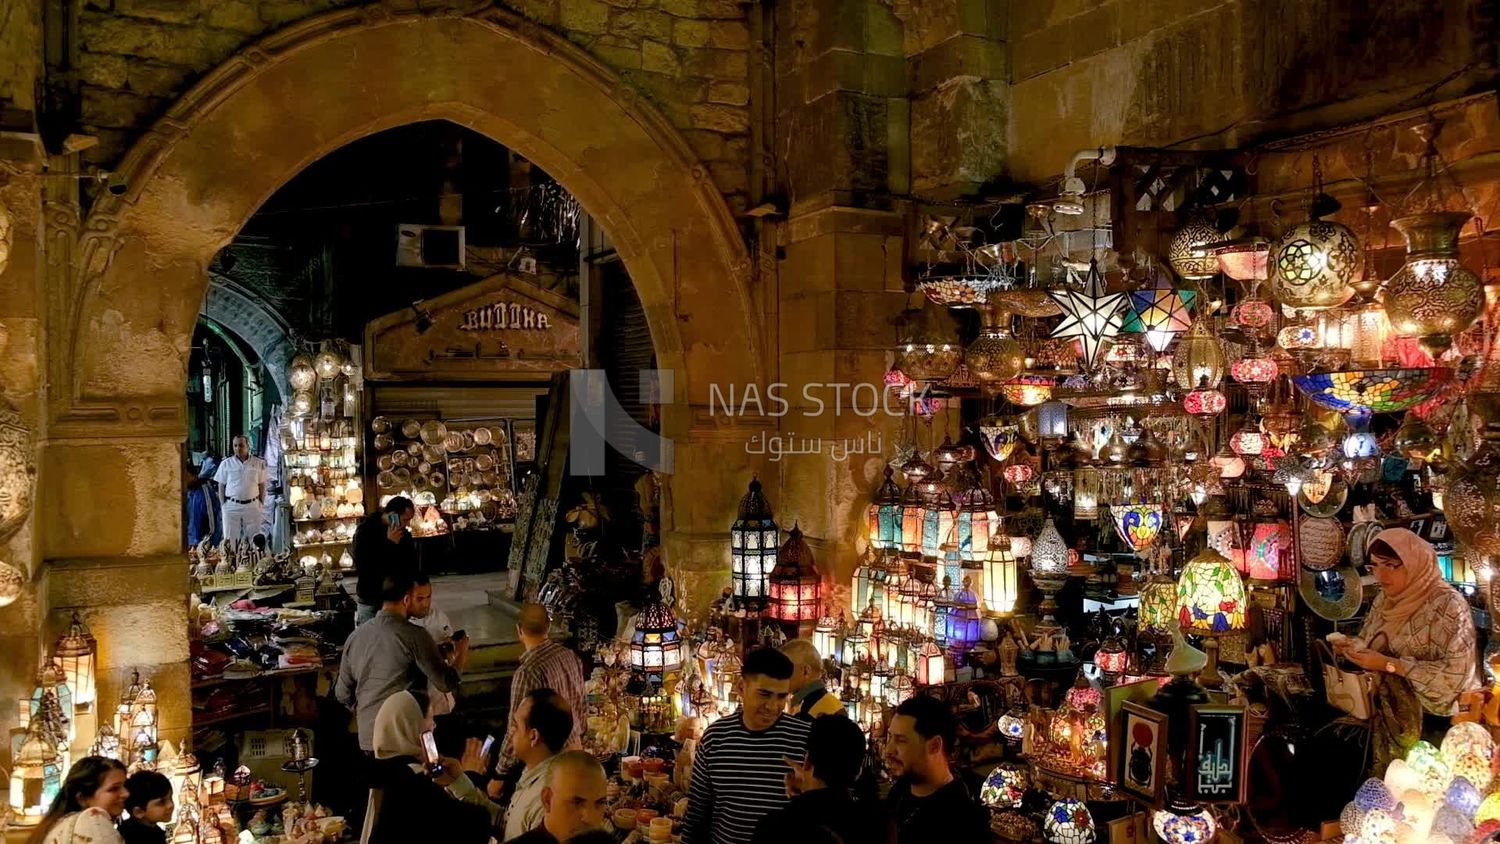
401,419 -> 421,438
420,420 -> 449,447
371,416 -> 390,434
1297,516 -> 1345,571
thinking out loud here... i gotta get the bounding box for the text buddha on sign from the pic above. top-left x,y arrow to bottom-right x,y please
459,301 -> 553,332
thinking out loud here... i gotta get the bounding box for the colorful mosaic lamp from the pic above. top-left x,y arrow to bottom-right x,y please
851,548 -> 891,622
1152,802 -> 1217,844
981,761 -> 1030,809
1111,503 -> 1164,554
1030,518 -> 1071,627
866,466 -> 904,553
1043,798 -> 1097,844
954,477 -> 999,564
769,524 -> 822,624
630,598 -> 684,680
730,477 -> 779,604
979,419 -> 1022,461
1127,282 -> 1195,353
1292,368 -> 1454,416
1001,375 -> 1055,407
1176,548 -> 1247,687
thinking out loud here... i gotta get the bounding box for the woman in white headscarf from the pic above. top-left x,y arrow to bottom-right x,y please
361,691 -> 500,844
1335,528 -> 1481,768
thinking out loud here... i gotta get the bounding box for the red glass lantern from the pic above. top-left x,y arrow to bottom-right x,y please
1230,355 -> 1279,386
1182,388 -> 1226,417
1229,427 -> 1266,457
1230,298 -> 1275,330
1002,463 -> 1035,485
768,524 -> 822,623
915,640 -> 946,685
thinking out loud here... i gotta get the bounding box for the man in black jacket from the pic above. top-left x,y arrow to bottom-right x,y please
751,713 -> 882,844
353,496 -> 417,624
882,696 -> 989,844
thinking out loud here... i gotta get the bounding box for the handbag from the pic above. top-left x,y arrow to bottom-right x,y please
1314,633 -> 1389,720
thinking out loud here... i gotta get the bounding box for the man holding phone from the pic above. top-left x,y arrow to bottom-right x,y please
353,497 -> 417,625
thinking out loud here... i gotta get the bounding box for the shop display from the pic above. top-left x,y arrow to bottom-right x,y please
371,415 -> 517,534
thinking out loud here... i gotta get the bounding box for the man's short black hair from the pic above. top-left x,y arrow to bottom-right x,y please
741,647 -> 794,681
384,496 -> 415,515
379,569 -> 429,603
123,770 -> 172,812
805,713 -> 865,788
522,688 -> 574,755
895,695 -> 957,756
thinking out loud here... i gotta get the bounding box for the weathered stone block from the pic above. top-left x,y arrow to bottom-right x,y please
909,34 -> 1007,93
126,60 -> 195,97
683,129 -> 727,159
672,18 -> 710,47
80,53 -> 130,89
778,92 -> 890,209
707,160 -> 748,195
81,84 -> 164,129
43,439 -> 183,559
641,39 -> 680,74
257,0 -> 335,27
593,42 -> 643,69
1067,2 -> 1120,63
612,8 -> 674,41
911,76 -> 1006,197
116,0 -> 201,25
656,0 -> 743,20
682,46 -> 748,79
706,80 -> 749,105
81,11 -> 243,68
689,102 -> 750,133
1012,22 -> 1071,80
706,20 -> 750,50
560,0 -> 610,34
207,0 -> 263,34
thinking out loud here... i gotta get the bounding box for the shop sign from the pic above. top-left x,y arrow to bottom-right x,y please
459,301 -> 552,332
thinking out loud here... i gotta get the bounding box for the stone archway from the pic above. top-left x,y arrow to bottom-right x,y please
42,3 -> 774,741
201,276 -> 295,404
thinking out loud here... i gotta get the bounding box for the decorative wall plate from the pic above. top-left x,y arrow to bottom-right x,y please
1297,516 -> 1346,571
1347,521 -> 1382,570
1297,474 -> 1348,518
1299,564 -> 1362,621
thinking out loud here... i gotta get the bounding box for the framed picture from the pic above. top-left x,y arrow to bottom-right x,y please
1104,678 -> 1159,782
1119,702 -> 1169,806
1186,704 -> 1248,804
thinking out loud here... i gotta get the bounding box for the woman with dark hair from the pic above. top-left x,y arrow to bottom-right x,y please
28,756 -> 128,844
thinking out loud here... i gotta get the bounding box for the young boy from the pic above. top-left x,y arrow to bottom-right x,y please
119,770 -> 174,844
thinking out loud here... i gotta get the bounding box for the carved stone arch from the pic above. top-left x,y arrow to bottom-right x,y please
200,276 -> 294,404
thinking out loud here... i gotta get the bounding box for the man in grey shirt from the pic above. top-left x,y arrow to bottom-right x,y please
336,569 -> 464,752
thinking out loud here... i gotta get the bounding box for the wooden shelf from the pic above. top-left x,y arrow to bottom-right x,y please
192,705 -> 272,728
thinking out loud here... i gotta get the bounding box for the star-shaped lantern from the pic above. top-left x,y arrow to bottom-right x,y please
1125,270 -> 1195,353
1048,259 -> 1128,370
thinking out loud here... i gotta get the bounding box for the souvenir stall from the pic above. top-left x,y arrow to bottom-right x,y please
361,272 -> 580,573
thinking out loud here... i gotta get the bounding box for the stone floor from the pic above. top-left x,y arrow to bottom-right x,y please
430,571 -> 520,646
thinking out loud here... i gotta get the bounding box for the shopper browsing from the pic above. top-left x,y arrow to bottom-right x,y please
352,496 -> 417,625
117,771 -> 173,844
882,696 -> 989,844
502,689 -> 575,840
779,639 -> 843,720
497,604 -> 587,773
502,752 -> 610,844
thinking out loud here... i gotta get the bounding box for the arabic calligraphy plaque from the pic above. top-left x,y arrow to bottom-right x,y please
1185,704 -> 1247,804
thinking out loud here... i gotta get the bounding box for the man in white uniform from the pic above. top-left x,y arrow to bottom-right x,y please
214,435 -> 268,543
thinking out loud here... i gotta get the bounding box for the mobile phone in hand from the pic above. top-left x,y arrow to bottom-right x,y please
386,512 -> 402,530
479,734 -> 495,759
420,730 -> 443,778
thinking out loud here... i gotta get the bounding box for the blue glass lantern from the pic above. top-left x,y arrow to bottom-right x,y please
630,599 -> 684,681
866,466 -> 904,552
945,579 -> 982,653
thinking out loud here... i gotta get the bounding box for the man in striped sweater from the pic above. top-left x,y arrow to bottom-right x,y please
683,648 -> 813,844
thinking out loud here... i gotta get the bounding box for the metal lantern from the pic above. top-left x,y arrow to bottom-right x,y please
54,612 -> 97,710
1048,259 -> 1129,371
946,579 -> 982,652
894,302 -> 962,383
851,549 -> 890,620
982,541 -> 1019,617
287,354 -> 317,392
630,599 -> 684,680
966,321 -> 1026,386
9,720 -> 62,825
313,348 -> 344,381
730,477 -> 779,603
1037,401 -> 1070,443
1385,211 -> 1484,352
915,640 -> 946,686
1166,211 -> 1222,280
918,478 -> 956,562
1032,518 -> 1069,576
1269,218 -> 1362,310
812,612 -> 839,663
866,466 -> 904,552
31,660 -> 74,744
1172,317 -> 1226,390
954,475 -> 998,563
769,524 -> 822,623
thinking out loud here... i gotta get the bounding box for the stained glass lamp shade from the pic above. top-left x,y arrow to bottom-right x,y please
1044,798 -> 1097,844
1248,521 -> 1290,581
1112,504 -> 1164,553
1177,549 -> 1247,634
769,524 -> 822,623
1292,368 -> 1454,416
983,543 -> 1019,617
981,762 -> 1030,809
1182,387 -> 1226,417
1230,354 -> 1279,386
630,599 -> 684,679
1001,375 -> 1055,407
54,612 -> 97,709
915,640 -> 946,685
866,466 -> 904,552
918,269 -> 1003,309
954,482 -> 998,563
1048,259 -> 1128,371
1139,575 -> 1179,635
1128,286 -> 1196,353
731,477 -> 779,602
898,484 -> 926,559
919,483 -> 956,562
979,422 -> 1021,461
852,551 -> 890,621
1153,803 -> 1217,844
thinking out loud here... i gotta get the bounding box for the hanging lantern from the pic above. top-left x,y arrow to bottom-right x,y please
9,720 -> 62,824
1229,422 -> 1267,458
1073,466 -> 1100,520
915,640 -> 946,685
1128,280 -> 1196,354
1230,297 -> 1276,332
54,612 -> 97,710
812,612 -> 839,662
1002,463 -> 1035,485
287,354 -> 317,392
1172,317 -> 1226,390
894,302 -> 962,383
1000,375 -> 1055,407
1111,504 -> 1164,553
289,390 -> 315,418
1048,259 -> 1129,371
965,315 -> 1026,386
945,579 -> 982,652
630,598 -> 684,680
1182,387 -> 1226,417
1385,211 -> 1485,352
919,479 -> 956,562
982,541 -> 1018,617
1269,217 -> 1362,310
769,524 -> 822,623
954,476 -> 998,563
1214,236 -> 1271,282
852,549 -> 890,620
730,477 -> 779,603
1230,352 -> 1279,388
1037,401 -> 1070,443
1166,211 -> 1222,280
978,421 -> 1021,462
1343,417 -> 1381,459
1032,518 -> 1069,576
31,661 -> 74,744
313,348 -> 344,381
866,466 -> 904,552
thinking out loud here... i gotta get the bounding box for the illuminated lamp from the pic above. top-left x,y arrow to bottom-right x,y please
982,541 -> 1018,617
1000,375 -> 1054,407
898,482 -> 927,559
1248,520 -> 1290,581
287,354 -> 317,392
851,548 -> 891,620
289,390 -> 315,418
978,420 -> 1021,462
894,301 -> 962,383
954,476 -> 998,563
1152,802 -> 1217,844
313,348 -> 344,381
1048,259 -> 1128,371
1112,504 -> 1164,554
1138,573 -> 1179,634
918,478 -> 956,562
1211,447 -> 1246,480
1213,236 -> 1271,282
768,524 -> 822,623
866,466 -> 904,552
1175,548 -> 1248,686
932,436 -> 973,478
981,762 -> 1030,809
1043,797 -> 1097,844
629,598 -> 684,680
1166,211 -> 1222,280
1230,353 -> 1279,387
915,640 -> 945,686
1002,463 -> 1034,486
945,579 -> 982,652
1172,317 -> 1226,390
1342,418 -> 1381,459
730,476 -> 779,603
1230,297 -> 1275,331
9,720 -> 62,825
1269,209 -> 1362,311
1182,386 -> 1226,417
1387,211 -> 1485,353
965,317 -> 1026,386
1037,401 -> 1069,443
1229,423 -> 1267,458
54,612 -> 97,711
31,660 -> 75,743
1128,282 -> 1195,353
1095,637 -> 1129,676
1073,466 -> 1100,520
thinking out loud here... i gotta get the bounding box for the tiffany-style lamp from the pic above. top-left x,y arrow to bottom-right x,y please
1175,548 -> 1247,687
1292,368 -> 1454,416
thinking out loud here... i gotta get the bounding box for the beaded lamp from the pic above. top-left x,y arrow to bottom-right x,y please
730,477 -> 779,604
768,524 -> 822,624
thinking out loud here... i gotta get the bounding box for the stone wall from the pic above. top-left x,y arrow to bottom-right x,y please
1008,0 -> 1500,183
76,0 -> 755,211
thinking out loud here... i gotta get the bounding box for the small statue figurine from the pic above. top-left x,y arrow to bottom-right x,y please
999,632 -> 1020,676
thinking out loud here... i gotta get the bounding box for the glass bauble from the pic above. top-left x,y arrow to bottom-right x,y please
314,350 -> 344,380
1269,219 -> 1362,310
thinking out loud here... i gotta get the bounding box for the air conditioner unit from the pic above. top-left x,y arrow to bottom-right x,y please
396,224 -> 466,269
